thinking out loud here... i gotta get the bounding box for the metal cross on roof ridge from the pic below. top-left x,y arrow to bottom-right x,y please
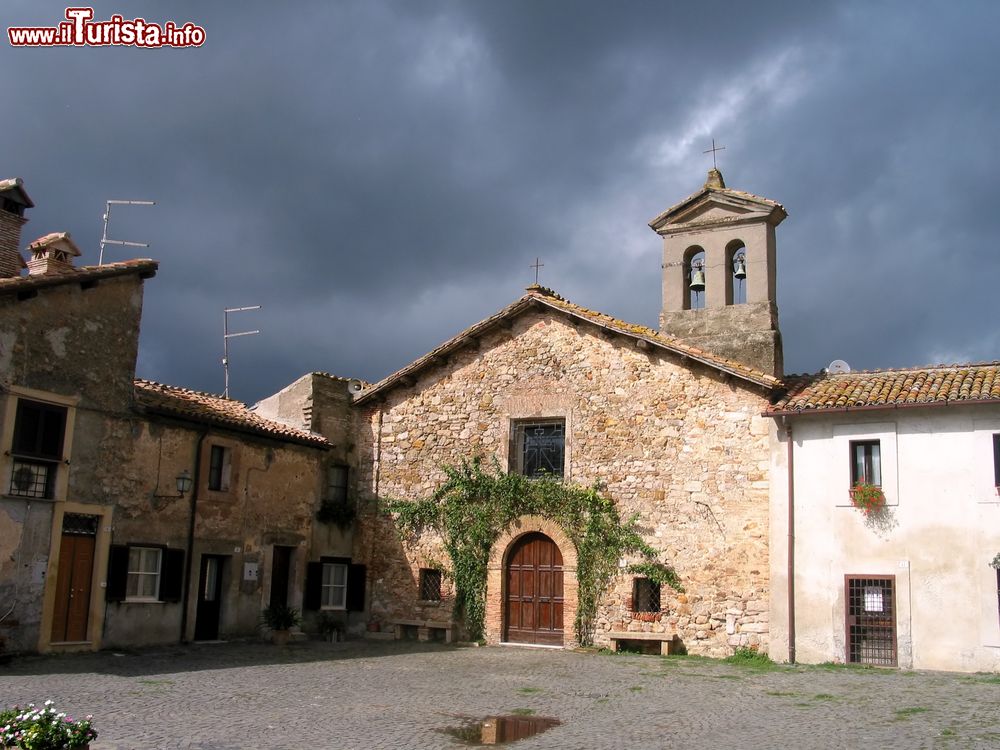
703,138 -> 726,169
530,257 -> 544,285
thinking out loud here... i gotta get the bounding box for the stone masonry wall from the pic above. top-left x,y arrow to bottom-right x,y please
356,308 -> 771,654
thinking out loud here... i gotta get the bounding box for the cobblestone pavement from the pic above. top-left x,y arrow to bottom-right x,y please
2,640 -> 999,749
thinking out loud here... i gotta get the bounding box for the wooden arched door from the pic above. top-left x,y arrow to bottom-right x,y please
504,532 -> 564,645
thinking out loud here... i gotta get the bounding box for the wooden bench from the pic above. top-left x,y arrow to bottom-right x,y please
607,631 -> 677,655
390,619 -> 458,644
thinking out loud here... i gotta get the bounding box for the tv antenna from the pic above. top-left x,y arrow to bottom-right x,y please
223,305 -> 261,399
99,199 -> 155,265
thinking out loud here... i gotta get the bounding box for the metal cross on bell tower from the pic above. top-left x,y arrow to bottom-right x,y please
530,257 -> 544,286
703,138 -> 726,169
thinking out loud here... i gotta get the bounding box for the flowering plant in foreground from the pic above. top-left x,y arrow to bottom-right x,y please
0,700 -> 97,749
850,482 -> 886,515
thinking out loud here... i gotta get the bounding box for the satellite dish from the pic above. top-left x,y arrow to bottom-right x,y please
827,359 -> 851,374
347,379 -> 365,395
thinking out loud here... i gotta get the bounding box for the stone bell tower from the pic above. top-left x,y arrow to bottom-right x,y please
648,168 -> 786,377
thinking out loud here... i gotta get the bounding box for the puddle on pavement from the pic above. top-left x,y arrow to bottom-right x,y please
441,715 -> 561,745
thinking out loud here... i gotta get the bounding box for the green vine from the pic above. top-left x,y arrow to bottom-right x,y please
384,456 -> 682,645
316,498 -> 357,528
626,561 -> 685,592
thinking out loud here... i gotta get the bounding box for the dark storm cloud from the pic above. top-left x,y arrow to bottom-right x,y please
2,0 -> 998,402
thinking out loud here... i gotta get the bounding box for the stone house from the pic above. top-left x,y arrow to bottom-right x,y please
767,364 -> 1000,671
349,169 -> 786,653
0,177 -> 363,653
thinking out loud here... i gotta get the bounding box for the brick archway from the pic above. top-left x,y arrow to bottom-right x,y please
485,515 -> 579,647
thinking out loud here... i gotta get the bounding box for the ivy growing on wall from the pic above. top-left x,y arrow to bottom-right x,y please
384,457 -> 683,644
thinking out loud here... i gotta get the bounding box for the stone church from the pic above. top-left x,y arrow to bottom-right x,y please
350,168 -> 785,653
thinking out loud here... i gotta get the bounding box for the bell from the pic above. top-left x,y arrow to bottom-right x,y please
733,255 -> 747,279
689,269 -> 706,292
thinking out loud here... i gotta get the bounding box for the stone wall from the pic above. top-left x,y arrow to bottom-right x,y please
356,308 -> 771,654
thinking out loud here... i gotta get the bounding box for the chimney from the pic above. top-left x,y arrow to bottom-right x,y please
26,232 -> 81,276
0,178 -> 34,278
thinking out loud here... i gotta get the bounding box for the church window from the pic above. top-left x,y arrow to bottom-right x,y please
512,420 -> 565,478
419,568 -> 442,602
850,440 -> 881,486
632,578 -> 660,613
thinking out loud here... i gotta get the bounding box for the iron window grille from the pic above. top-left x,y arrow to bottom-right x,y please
850,440 -> 881,486
512,420 -> 565,478
9,399 -> 66,499
632,578 -> 660,613
419,568 -> 442,602
846,575 -> 896,667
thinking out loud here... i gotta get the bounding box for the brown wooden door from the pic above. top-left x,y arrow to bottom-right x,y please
505,532 -> 564,645
51,531 -> 96,643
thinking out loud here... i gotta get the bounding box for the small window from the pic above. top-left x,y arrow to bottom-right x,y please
512,420 -> 565,478
419,568 -> 442,602
208,445 -> 232,491
9,399 -> 67,499
321,562 -> 348,609
993,434 -> 1000,487
327,464 -> 349,504
127,547 -> 162,601
632,578 -> 660,613
851,440 -> 881,486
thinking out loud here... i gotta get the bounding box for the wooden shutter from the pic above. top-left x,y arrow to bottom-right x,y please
347,563 -> 366,612
106,544 -> 129,602
158,548 -> 185,602
303,562 -> 322,610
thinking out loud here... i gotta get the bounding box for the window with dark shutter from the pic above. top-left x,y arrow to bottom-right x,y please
9,399 -> 67,499
993,434 -> 1000,487
208,445 -> 231,491
158,549 -> 185,602
303,562 -> 323,610
106,545 -> 129,602
347,564 -> 366,612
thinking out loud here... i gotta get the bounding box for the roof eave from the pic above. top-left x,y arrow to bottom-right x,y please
766,397 -> 1000,418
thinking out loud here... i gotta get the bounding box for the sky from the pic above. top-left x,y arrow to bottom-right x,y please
3,1 -> 999,404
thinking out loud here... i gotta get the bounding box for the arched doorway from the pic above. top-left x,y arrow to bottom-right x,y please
504,532 -> 564,645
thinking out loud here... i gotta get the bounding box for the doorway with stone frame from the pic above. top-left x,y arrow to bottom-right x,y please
485,516 -> 579,648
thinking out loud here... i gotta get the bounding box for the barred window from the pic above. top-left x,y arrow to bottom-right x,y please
419,569 -> 442,602
512,420 -> 565,478
9,399 -> 66,499
632,578 -> 660,613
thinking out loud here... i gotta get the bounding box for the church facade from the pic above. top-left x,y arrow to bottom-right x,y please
349,169 -> 785,653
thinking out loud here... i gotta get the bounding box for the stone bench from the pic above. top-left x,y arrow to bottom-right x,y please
389,619 -> 457,643
607,631 -> 677,655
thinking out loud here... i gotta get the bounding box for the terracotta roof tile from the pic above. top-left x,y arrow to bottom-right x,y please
0,259 -> 158,294
355,286 -> 779,404
134,379 -> 329,447
769,362 -> 1000,414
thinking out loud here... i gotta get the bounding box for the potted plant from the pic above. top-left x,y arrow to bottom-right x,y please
850,482 -> 886,515
989,553 -> 1000,569
261,604 -> 301,646
317,612 -> 344,643
1,700 -> 97,749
